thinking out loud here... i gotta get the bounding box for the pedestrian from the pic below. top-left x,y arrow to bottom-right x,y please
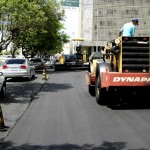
119,18 -> 139,37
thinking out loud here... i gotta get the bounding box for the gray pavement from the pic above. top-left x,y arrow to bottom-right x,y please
1,70 -> 150,150
0,69 -> 54,141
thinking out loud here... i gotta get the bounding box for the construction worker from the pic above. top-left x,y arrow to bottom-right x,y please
119,18 -> 139,37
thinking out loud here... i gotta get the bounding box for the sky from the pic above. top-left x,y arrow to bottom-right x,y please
62,7 -> 79,39
59,1 -> 80,54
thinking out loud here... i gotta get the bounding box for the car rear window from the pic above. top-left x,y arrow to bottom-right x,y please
6,59 -> 25,64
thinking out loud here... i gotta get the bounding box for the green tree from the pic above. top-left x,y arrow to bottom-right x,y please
0,0 -> 69,56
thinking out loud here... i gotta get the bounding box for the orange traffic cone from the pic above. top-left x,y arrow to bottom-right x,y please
42,68 -> 47,80
0,104 -> 8,131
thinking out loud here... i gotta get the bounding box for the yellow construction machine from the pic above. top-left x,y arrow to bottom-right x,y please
55,38 -> 88,70
86,36 -> 150,106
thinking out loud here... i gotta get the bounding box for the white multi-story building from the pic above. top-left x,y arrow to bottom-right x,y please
80,0 -> 150,56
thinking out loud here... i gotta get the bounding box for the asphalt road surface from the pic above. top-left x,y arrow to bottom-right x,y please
0,69 -> 150,150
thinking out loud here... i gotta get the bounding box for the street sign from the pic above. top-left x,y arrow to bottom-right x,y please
61,0 -> 79,7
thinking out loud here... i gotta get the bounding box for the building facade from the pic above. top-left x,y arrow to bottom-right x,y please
80,0 -> 150,56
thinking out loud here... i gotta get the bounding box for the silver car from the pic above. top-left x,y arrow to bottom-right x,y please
29,58 -> 45,71
1,58 -> 35,80
0,72 -> 6,97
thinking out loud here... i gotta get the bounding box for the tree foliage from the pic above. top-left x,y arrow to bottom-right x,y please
0,0 -> 69,57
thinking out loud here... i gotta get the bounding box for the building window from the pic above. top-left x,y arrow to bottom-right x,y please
100,21 -> 103,26
132,9 -> 138,15
108,21 -> 113,26
107,9 -> 113,14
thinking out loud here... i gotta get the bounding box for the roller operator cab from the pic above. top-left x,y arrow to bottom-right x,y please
86,37 -> 150,106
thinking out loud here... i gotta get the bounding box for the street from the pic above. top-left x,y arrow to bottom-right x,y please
0,70 -> 53,140
0,70 -> 150,149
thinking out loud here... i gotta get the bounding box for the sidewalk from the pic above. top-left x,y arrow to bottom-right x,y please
0,71 -> 52,141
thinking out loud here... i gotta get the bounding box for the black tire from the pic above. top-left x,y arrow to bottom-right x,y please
88,62 -> 91,72
32,74 -> 35,78
95,74 -> 108,105
95,61 -> 112,105
55,65 -> 59,71
88,85 -> 95,96
0,83 -> 6,97
32,70 -> 36,78
28,72 -> 32,81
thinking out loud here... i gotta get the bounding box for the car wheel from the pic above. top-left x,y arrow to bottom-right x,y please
95,74 -> 108,105
0,83 -> 6,97
28,72 -> 32,80
32,70 -> 36,78
88,85 -> 95,96
32,74 -> 35,78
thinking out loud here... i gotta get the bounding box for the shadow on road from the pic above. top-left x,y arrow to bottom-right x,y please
0,141 -> 134,150
0,80 -> 42,104
0,82 -> 73,105
40,82 -> 73,93
6,77 -> 38,82
108,96 -> 150,110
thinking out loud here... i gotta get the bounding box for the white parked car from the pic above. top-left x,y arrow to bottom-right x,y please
0,72 -> 6,97
1,58 -> 35,80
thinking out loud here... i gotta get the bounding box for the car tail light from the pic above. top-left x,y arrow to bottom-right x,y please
2,65 -> 8,69
124,37 -> 128,41
143,37 -> 148,41
20,65 -> 27,69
